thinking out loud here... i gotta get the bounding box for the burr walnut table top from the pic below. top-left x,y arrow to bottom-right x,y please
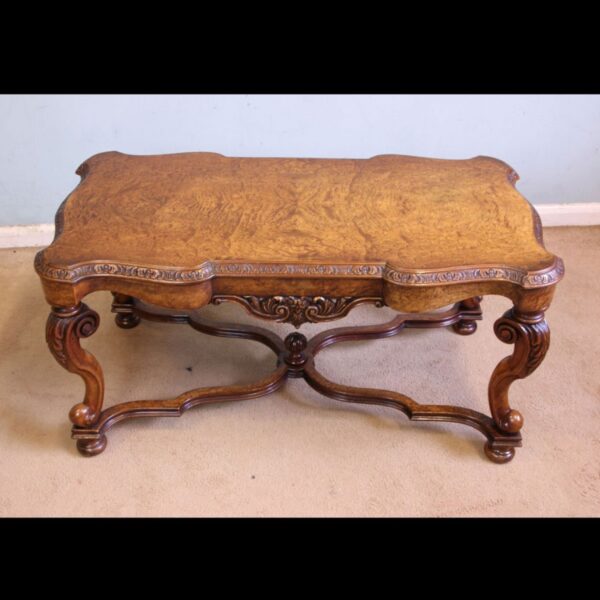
35,151 -> 564,312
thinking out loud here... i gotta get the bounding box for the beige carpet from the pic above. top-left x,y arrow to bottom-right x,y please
0,227 -> 598,517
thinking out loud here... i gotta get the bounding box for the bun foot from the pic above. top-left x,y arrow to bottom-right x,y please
484,441 -> 515,464
452,320 -> 477,335
76,435 -> 107,456
112,293 -> 140,329
115,313 -> 141,329
451,297 -> 481,335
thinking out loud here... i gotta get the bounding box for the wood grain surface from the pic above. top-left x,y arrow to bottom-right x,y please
35,151 -> 563,312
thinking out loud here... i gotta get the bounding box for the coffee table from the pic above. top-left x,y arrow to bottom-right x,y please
34,151 -> 564,462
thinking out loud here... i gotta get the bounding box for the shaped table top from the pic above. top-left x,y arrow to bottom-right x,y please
35,151 -> 564,311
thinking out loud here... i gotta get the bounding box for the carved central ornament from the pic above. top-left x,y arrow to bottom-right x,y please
212,295 -> 384,328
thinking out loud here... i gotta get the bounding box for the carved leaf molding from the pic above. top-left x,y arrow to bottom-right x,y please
34,252 -> 565,289
212,295 -> 385,328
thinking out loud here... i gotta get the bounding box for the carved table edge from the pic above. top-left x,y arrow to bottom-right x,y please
34,252 -> 565,289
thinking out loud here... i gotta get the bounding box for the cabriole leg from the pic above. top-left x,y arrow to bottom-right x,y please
46,303 -> 107,456
486,308 -> 550,463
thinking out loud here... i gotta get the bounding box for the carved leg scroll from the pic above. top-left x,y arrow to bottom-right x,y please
46,304 -> 106,456
486,308 -> 550,463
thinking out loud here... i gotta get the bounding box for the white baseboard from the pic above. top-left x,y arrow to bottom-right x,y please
1,203 -> 599,249
534,202 -> 600,227
0,224 -> 55,248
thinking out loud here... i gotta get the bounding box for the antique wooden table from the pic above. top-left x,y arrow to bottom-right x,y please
34,151 -> 564,462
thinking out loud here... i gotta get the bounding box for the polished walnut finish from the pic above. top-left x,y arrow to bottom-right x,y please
35,151 -> 564,462
35,151 -> 563,311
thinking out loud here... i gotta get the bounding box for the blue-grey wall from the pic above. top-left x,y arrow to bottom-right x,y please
1,94 -> 599,226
